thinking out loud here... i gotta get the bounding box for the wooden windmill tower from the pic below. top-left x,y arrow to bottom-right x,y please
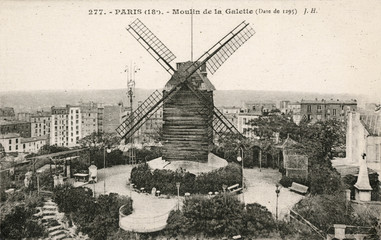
116,19 -> 255,163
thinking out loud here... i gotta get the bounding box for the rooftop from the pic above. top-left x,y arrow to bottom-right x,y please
0,119 -> 29,125
31,111 -> 51,118
21,135 -> 49,143
301,99 -> 357,104
0,133 -> 20,139
360,113 -> 381,136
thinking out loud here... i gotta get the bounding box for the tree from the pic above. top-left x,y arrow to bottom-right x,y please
78,132 -> 120,148
243,203 -> 277,237
37,144 -> 70,155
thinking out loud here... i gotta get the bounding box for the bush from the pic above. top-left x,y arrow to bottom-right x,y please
0,196 -> 46,239
52,186 -> 133,240
164,210 -> 190,237
243,203 -> 277,237
182,194 -> 245,237
279,176 -> 293,188
279,175 -> 310,188
130,163 -> 242,195
165,194 -> 278,238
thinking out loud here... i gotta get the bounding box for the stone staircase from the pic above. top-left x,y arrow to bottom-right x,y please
35,197 -> 88,240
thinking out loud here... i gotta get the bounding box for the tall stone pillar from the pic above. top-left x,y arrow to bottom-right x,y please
354,153 -> 372,201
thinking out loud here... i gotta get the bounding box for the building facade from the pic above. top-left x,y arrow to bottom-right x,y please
0,133 -> 21,153
300,99 -> 357,122
30,111 -> 51,138
80,102 -> 98,138
17,112 -> 32,122
68,106 -> 82,147
21,135 -> 48,153
50,106 -> 69,147
242,102 -> 276,115
237,113 -> 260,139
103,104 -> 124,133
0,120 -> 31,138
346,111 -> 381,175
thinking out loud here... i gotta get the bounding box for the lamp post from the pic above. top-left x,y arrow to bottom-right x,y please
237,146 -> 245,207
103,146 -> 111,194
176,182 -> 180,210
275,184 -> 281,221
92,175 -> 96,197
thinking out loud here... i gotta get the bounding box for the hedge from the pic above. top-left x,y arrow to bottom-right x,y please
130,163 -> 242,195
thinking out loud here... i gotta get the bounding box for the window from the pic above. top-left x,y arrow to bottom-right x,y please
9,146 -> 11,151
16,145 -> 18,150
333,109 -> 336,116
307,105 -> 312,113
23,144 -> 25,149
16,139 -> 18,144
9,139 -> 11,144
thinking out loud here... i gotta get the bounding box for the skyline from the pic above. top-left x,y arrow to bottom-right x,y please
1,1 -> 380,101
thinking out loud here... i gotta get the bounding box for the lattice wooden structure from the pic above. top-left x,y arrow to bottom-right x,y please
116,19 -> 255,162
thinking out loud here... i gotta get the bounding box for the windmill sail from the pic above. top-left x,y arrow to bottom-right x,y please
116,90 -> 163,140
127,18 -> 176,75
184,21 -> 255,78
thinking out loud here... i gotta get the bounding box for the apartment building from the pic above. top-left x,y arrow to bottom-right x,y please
30,111 -> 51,138
50,106 -> 69,147
300,99 -> 357,122
80,102 -> 98,138
68,106 -> 82,147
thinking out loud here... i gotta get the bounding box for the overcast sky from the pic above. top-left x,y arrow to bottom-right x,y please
0,0 -> 380,101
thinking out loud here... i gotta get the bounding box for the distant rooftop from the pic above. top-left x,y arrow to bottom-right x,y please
301,99 -> 357,104
0,119 -> 29,125
31,111 -> 51,117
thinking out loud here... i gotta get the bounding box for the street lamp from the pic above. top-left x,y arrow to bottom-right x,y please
275,184 -> 281,221
237,146 -> 245,207
92,175 -> 96,197
176,182 -> 180,210
103,146 -> 111,194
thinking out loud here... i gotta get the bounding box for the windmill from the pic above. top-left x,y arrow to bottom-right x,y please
116,18 -> 255,163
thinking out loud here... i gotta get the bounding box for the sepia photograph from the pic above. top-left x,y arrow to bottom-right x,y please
0,0 -> 380,239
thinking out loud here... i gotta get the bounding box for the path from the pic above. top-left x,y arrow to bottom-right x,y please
88,165 -> 177,233
87,165 -> 303,232
243,168 -> 304,219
